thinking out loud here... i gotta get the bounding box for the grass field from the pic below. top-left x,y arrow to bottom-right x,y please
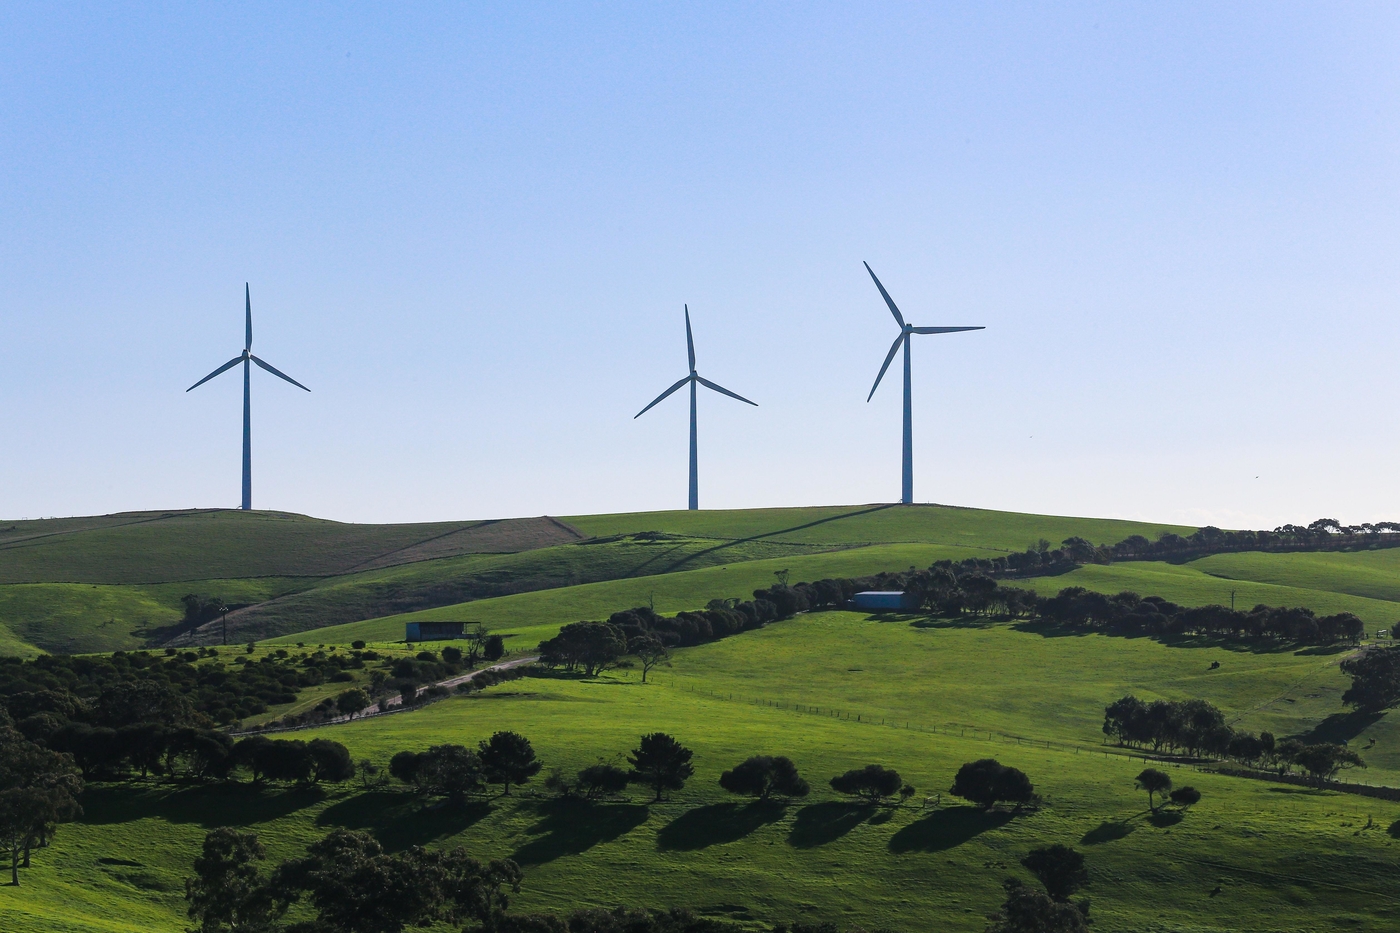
0,504 -> 1199,652
6,615 -> 1400,933
8,504 -> 1400,933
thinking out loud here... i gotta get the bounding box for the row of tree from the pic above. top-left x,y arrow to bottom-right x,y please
1103,695 -> 1365,782
192,825 -> 1090,933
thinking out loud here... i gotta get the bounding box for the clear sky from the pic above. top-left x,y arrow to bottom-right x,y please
3,3 -> 1397,529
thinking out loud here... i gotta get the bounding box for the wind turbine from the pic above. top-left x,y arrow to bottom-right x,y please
635,305 -> 756,511
187,284 -> 309,511
863,262 -> 984,505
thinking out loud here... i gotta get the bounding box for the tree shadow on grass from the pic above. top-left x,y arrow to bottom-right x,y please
316,791 -> 490,852
1289,710 -> 1385,745
512,798 -> 649,865
1010,621 -> 1320,655
910,617 -> 998,630
1148,810 -> 1184,828
1266,786 -> 1336,797
81,782 -> 325,828
1080,820 -> 1135,845
787,802 -> 875,849
1294,645 -> 1353,656
657,801 -> 786,851
887,807 -> 1012,853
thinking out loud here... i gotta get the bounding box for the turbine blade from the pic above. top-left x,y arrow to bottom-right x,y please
863,261 -> 905,328
187,355 -> 244,392
245,283 -> 252,351
634,375 -> 691,419
250,355 -> 310,391
685,305 -> 696,372
866,333 -> 904,402
696,375 -> 757,407
910,325 -> 985,334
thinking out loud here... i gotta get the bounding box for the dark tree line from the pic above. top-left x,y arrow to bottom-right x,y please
186,826 -> 522,933
0,647 -> 382,733
1104,695 -> 1365,783
188,826 -> 887,933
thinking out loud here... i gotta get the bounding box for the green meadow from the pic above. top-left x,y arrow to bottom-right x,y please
0,504 -> 1195,654
7,615 -> 1400,933
6,504 -> 1400,932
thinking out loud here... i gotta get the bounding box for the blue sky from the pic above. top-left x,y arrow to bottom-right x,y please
2,3 -> 1397,528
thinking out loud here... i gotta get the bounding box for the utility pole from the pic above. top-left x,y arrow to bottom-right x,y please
1230,590 -> 1235,611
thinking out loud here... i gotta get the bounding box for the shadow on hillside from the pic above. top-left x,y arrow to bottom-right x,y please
1290,710 -> 1385,745
910,616 -> 999,630
657,801 -> 786,851
1080,820 -> 1134,845
316,792 -> 490,851
1265,786 -> 1336,797
887,807 -> 1012,853
81,782 -> 325,828
787,802 -> 875,848
1010,620 -> 1308,655
1294,645 -> 1354,657
1148,810 -> 1184,828
511,798 -> 649,865
656,504 -> 899,575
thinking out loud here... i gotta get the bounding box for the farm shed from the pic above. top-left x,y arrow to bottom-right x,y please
850,591 -> 920,611
405,621 -> 466,642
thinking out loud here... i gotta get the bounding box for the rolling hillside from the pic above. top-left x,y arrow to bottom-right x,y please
0,504 -> 1195,655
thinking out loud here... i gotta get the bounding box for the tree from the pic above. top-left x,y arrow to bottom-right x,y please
1021,845 -> 1088,902
260,828 -> 522,933
307,739 -> 355,784
0,714 -> 83,886
478,732 -> 541,796
336,689 -> 371,720
985,879 -> 1088,933
1341,647 -> 1400,712
949,759 -> 1036,810
185,828 -> 286,933
398,681 -> 421,707
1169,786 -> 1201,809
719,756 -> 810,801
233,737 -> 274,784
627,733 -> 694,802
538,622 -> 627,676
483,635 -> 506,662
576,763 -> 630,800
829,764 -> 902,804
262,740 -> 314,786
1135,768 -> 1172,812
630,634 -> 671,684
416,745 -> 483,806
389,750 -> 423,787
1288,742 -> 1365,784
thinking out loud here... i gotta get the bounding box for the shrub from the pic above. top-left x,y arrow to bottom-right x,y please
719,756 -> 810,800
829,764 -> 902,803
949,759 -> 1035,810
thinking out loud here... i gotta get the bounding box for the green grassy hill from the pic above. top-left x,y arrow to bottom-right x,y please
8,613 -> 1400,933
7,503 -> 1400,932
0,504 -> 1195,655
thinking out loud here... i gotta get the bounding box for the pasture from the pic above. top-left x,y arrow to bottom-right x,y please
5,614 -> 1400,933
6,504 -> 1400,933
